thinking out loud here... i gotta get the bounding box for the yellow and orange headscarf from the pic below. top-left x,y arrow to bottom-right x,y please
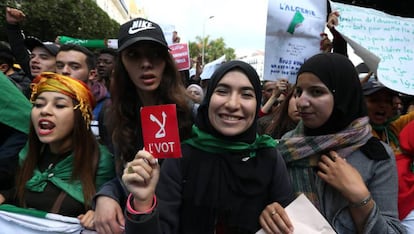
30,72 -> 96,128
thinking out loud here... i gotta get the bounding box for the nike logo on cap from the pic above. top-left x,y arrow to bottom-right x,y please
128,20 -> 156,34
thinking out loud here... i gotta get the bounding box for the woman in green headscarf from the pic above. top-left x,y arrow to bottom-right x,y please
121,60 -> 295,234
0,72 -> 115,228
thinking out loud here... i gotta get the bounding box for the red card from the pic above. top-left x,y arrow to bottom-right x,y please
140,104 -> 181,158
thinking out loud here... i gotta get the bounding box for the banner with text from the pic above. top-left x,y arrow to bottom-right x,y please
169,43 -> 191,71
264,0 -> 327,83
330,1 -> 414,95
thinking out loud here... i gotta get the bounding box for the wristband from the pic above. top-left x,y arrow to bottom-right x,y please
349,194 -> 372,208
127,193 -> 157,215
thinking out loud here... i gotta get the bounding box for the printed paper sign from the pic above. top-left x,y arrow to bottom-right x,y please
263,0 -> 327,83
141,104 -> 181,158
330,1 -> 414,95
169,43 -> 191,71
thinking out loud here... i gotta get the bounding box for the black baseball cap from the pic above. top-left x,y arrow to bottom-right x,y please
362,80 -> 390,96
117,17 -> 168,52
24,36 -> 59,56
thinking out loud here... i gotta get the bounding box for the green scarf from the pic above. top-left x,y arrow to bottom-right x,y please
20,144 -> 115,204
183,125 -> 277,157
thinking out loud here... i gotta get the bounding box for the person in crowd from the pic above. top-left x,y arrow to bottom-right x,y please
188,54 -> 203,85
96,48 -> 117,90
396,120 -> 414,233
0,72 -> 31,190
362,80 -> 414,155
172,31 -> 181,43
122,60 -> 295,234
5,7 -> 59,79
93,17 -> 193,234
262,53 -> 404,233
259,79 -> 290,117
0,72 -> 115,229
54,44 -> 111,141
186,83 -> 204,104
55,44 -> 96,84
0,41 -> 31,97
260,87 -> 300,139
261,80 -> 276,105
393,94 -> 404,116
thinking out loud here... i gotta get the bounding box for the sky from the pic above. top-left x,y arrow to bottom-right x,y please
136,0 -> 268,56
135,0 -> 363,65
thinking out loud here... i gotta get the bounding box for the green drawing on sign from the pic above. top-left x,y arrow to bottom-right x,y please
287,11 -> 304,34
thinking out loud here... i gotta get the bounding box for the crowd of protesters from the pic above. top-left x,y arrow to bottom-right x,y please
0,3 -> 414,234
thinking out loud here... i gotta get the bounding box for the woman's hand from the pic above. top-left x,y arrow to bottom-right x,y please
78,210 -> 95,230
259,202 -> 294,234
327,11 -> 340,29
94,196 -> 125,234
317,151 -> 370,203
122,150 -> 160,212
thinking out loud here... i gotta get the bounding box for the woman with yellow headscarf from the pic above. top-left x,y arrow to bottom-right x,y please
0,72 -> 115,230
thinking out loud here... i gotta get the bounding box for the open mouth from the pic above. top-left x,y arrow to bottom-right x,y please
31,65 -> 41,72
38,120 -> 56,135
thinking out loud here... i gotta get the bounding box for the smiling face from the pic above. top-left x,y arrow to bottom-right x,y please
295,72 -> 334,129
208,70 -> 257,136
365,89 -> 393,125
29,47 -> 56,77
31,91 -> 75,153
121,42 -> 167,93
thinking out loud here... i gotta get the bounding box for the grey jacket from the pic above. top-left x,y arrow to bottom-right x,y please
317,143 -> 405,234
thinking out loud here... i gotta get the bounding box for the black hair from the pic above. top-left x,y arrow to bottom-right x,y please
58,44 -> 96,70
98,48 -> 118,57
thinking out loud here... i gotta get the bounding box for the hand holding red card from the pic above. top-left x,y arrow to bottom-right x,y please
140,104 -> 181,158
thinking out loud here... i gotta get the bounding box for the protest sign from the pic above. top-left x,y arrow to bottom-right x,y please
169,43 -> 191,71
264,0 -> 327,83
200,55 -> 226,80
330,1 -> 414,95
140,104 -> 181,158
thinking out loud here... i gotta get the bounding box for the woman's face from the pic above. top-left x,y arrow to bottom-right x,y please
287,95 -> 300,123
31,91 -> 75,153
121,42 -> 166,93
186,86 -> 203,103
295,72 -> 334,129
208,71 -> 257,136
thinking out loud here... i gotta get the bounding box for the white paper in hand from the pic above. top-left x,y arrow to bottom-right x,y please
256,193 -> 336,234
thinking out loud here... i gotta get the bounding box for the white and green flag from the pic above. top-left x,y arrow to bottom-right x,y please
0,204 -> 95,233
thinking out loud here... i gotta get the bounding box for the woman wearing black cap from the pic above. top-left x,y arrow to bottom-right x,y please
93,18 -> 193,234
122,60 -> 295,234
261,53 -> 404,233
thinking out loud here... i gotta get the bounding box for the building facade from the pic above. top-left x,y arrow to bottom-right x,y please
93,0 -> 144,24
